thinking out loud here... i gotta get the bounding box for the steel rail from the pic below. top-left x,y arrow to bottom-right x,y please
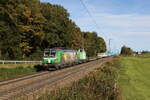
0,57 -> 111,100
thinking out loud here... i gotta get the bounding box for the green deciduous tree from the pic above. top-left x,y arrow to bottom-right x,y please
0,0 -> 106,59
120,46 -> 133,55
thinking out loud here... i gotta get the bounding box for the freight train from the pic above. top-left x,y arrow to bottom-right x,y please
42,48 -> 87,70
42,48 -> 117,70
42,48 -> 114,70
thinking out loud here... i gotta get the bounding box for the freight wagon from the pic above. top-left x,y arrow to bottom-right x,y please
42,48 -> 87,70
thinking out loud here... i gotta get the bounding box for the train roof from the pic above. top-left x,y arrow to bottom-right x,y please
44,48 -> 77,52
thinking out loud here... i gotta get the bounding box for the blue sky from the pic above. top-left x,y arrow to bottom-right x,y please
41,0 -> 150,52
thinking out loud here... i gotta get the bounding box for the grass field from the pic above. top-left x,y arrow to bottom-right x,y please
118,56 -> 150,100
0,66 -> 37,81
0,63 -> 38,68
0,63 -> 39,81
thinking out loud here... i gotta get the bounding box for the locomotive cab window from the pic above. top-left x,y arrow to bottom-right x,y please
44,51 -> 50,57
50,51 -> 56,58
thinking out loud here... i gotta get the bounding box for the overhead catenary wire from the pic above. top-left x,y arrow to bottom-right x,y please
79,0 -> 112,52
79,0 -> 100,30
79,0 -> 108,38
80,0 -> 123,54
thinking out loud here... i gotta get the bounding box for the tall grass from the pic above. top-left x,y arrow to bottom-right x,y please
0,66 -> 36,81
38,60 -> 120,100
0,63 -> 37,68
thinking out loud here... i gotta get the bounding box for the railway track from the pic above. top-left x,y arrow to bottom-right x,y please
0,57 -> 112,100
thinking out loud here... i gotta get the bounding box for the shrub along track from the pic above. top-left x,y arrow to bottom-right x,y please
0,57 -> 113,100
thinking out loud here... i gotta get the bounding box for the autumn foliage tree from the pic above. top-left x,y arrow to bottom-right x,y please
0,0 -> 106,60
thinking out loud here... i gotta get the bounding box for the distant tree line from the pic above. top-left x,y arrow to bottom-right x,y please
141,50 -> 150,54
0,0 -> 106,60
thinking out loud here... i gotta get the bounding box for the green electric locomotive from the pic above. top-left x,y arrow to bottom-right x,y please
42,48 -> 87,70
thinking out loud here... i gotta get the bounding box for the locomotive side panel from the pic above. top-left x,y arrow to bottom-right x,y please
77,49 -> 87,60
61,51 -> 77,63
42,48 -> 88,70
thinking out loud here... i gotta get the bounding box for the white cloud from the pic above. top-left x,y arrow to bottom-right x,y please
72,12 -> 150,51
73,0 -> 150,33
97,14 -> 150,28
75,13 -> 150,33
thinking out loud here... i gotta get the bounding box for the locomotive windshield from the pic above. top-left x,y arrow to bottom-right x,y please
44,51 -> 50,57
44,49 -> 56,58
50,50 -> 56,58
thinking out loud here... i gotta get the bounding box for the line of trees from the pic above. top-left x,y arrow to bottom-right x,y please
0,0 -> 106,60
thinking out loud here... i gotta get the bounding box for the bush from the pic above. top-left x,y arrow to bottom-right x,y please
38,60 -> 120,100
0,66 -> 36,81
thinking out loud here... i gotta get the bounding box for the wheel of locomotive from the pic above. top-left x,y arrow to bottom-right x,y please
48,67 -> 51,71
83,60 -> 86,63
55,64 -> 61,70
85,60 -> 88,62
79,61 -> 83,64
78,61 -> 80,64
85,59 -> 88,63
68,62 -> 72,67
77,61 -> 81,64
47,65 -> 51,71
60,64 -> 65,68
68,62 -> 73,66
74,61 -> 78,65
47,66 -> 55,71
71,62 -> 75,66
62,63 -> 67,68
73,62 -> 76,66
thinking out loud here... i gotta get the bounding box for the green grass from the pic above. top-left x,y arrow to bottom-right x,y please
0,63 -> 38,68
117,56 -> 150,100
38,61 -> 119,100
138,53 -> 150,58
0,66 -> 37,81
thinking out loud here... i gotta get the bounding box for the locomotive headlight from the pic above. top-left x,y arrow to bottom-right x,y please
48,59 -> 51,63
43,58 -> 51,64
